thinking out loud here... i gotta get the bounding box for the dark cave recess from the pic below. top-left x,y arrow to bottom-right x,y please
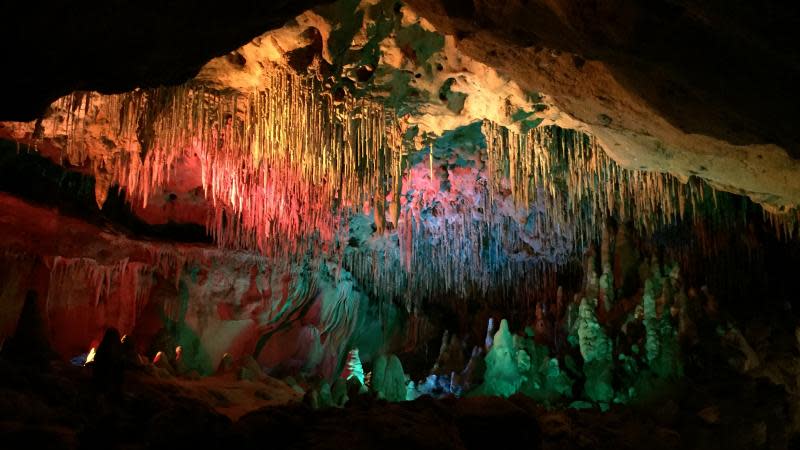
0,139 -> 211,244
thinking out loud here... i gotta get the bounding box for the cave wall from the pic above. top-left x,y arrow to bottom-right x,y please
0,191 -> 406,379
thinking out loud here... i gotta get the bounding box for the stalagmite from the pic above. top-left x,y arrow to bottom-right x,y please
576,298 -> 614,404
479,319 -> 524,397
343,348 -> 365,385
484,318 -> 496,351
371,354 -> 407,402
598,224 -> 614,312
461,346 -> 485,391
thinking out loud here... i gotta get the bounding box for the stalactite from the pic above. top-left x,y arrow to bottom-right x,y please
38,65 -> 404,260
343,120 -> 797,310
45,256 -> 155,338
29,63 -> 799,318
481,121 -> 798,254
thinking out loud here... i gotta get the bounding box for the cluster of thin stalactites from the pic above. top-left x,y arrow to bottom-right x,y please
482,122 -> 798,244
341,122 -> 799,306
42,66 -> 404,260
28,65 -> 799,304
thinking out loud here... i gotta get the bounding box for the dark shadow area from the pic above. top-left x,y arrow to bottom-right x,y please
0,0 -> 333,121
0,139 -> 211,244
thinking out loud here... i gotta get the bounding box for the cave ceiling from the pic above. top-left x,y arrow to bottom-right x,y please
3,0 -> 798,211
1,0 -> 798,294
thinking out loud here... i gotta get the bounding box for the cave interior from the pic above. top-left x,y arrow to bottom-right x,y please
1,1 -> 800,449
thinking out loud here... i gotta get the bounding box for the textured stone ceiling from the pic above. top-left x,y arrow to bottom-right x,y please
3,0 -> 798,211
404,0 -> 800,210
1,0 -> 795,312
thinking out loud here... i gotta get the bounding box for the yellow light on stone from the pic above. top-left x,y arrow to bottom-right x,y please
84,347 -> 97,365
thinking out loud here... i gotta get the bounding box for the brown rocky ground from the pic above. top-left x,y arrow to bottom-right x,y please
0,349 -> 794,450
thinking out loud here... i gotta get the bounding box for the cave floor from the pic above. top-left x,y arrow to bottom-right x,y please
0,356 -> 791,450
